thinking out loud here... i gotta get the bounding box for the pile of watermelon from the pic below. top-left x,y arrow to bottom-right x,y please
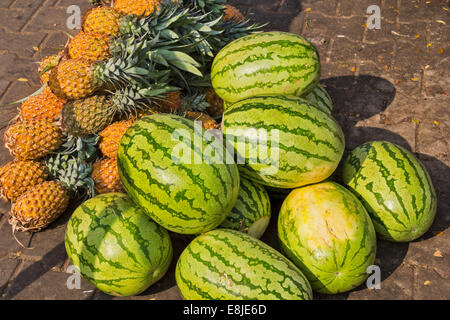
65,31 -> 437,299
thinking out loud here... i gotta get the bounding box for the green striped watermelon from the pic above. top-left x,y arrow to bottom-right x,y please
342,141 -> 437,242
117,114 -> 240,235
176,229 -> 313,300
302,84 -> 333,115
211,31 -> 321,103
220,177 -> 271,239
278,182 -> 377,294
223,95 -> 345,188
65,193 -> 173,297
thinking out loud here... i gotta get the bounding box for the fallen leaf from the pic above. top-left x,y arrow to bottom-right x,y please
17,78 -> 28,82
436,19 -> 446,25
427,43 -> 432,48
438,48 -> 444,54
351,67 -> 356,72
412,119 -> 420,124
443,7 -> 448,12
305,8 -> 311,12
425,1 -> 431,3
433,250 -> 443,257
411,77 -> 419,81
424,280 -> 430,286
385,65 -> 389,70
415,34 -> 421,38
362,23 -> 367,28
436,231 -> 444,237
434,120 -> 440,126
16,251 -> 22,257
33,47 -> 39,51
425,65 -> 430,69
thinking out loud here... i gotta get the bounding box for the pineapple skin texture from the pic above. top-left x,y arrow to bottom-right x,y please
4,120 -> 63,160
68,31 -> 112,62
10,181 -> 69,232
62,95 -> 114,137
185,111 -> 220,130
155,91 -> 183,113
39,51 -> 67,85
113,0 -> 162,17
0,160 -> 48,201
99,120 -> 134,159
204,87 -> 224,118
48,58 -> 98,100
91,158 -> 124,194
83,6 -> 122,37
20,87 -> 66,122
224,5 -> 245,22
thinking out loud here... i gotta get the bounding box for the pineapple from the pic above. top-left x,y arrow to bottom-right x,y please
38,50 -> 67,85
4,120 -> 63,160
90,0 -> 112,5
83,6 -> 123,37
20,87 -> 66,122
223,5 -> 245,22
203,87 -> 224,118
113,0 -> 163,17
99,120 -> 134,159
61,95 -> 114,137
155,91 -> 183,113
0,160 -> 48,202
48,58 -> 99,100
46,154 -> 95,198
91,158 -> 124,194
9,181 -> 69,232
185,111 -> 220,130
68,31 -> 112,62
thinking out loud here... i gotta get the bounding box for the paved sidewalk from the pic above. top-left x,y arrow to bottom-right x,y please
0,0 -> 448,300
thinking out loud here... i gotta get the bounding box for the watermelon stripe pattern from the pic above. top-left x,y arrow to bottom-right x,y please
220,177 -> 271,239
65,193 -> 173,296
117,114 -> 240,234
302,84 -> 333,115
176,229 -> 313,300
342,141 -> 437,242
212,32 -> 321,103
223,95 -> 345,188
278,182 -> 377,294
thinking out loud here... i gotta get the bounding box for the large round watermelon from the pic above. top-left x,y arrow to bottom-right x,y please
176,229 -> 313,300
117,114 -> 240,235
222,95 -> 345,188
278,182 -> 377,294
342,141 -> 437,242
65,193 -> 173,297
211,31 -> 321,103
220,177 -> 271,239
301,84 -> 333,115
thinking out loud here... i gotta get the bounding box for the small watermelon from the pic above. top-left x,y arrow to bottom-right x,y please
212,31 -> 321,103
117,114 -> 240,235
65,193 -> 173,297
342,141 -> 437,242
176,229 -> 313,300
301,84 -> 333,115
223,95 -> 345,188
278,182 -> 377,294
220,177 -> 271,239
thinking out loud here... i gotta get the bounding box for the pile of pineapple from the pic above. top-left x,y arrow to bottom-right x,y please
0,0 -> 256,236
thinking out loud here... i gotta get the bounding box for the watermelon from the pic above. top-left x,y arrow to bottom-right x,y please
176,229 -> 313,300
342,141 -> 437,242
220,177 -> 271,239
65,193 -> 173,297
302,84 -> 333,115
211,31 -> 321,103
117,114 -> 240,235
278,182 -> 377,294
222,95 -> 345,188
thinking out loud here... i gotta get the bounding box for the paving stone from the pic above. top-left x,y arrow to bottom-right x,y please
413,266 -> 450,300
301,0 -> 338,16
36,31 -> 68,58
23,5 -> 75,33
2,260 -> 96,300
364,19 -> 397,43
0,29 -> 46,58
416,120 -> 448,158
0,258 -> 19,296
338,0 -> 379,18
398,0 -> 447,23
0,217 -> 32,258
357,41 -> 395,68
0,0 -> 15,9
0,8 -> 35,32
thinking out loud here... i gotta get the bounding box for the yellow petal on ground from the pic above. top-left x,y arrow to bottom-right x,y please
17,78 -> 28,82
436,19 -> 446,25
427,43 -> 432,48
412,119 -> 420,124
411,77 -> 419,81
305,8 -> 311,12
438,48 -> 445,54
433,250 -> 443,257
434,120 -> 440,126
16,251 -> 22,257
33,47 -> 39,51
425,65 -> 430,69
424,280 -> 430,286
415,34 -> 421,38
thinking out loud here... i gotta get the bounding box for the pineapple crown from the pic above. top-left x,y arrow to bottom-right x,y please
182,91 -> 210,112
45,154 -> 95,199
57,134 -> 100,163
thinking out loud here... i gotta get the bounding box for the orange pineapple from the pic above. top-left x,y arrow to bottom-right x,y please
20,87 -> 66,122
38,50 -> 67,85
99,120 -> 134,159
83,6 -> 123,37
154,91 -> 183,113
68,31 -> 112,62
10,181 -> 69,232
185,111 -> 220,130
4,120 -> 63,160
91,158 -> 124,194
0,160 -> 48,201
203,87 -> 224,118
224,5 -> 245,22
113,0 -> 163,17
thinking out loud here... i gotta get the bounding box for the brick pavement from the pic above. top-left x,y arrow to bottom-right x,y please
0,0 -> 448,300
